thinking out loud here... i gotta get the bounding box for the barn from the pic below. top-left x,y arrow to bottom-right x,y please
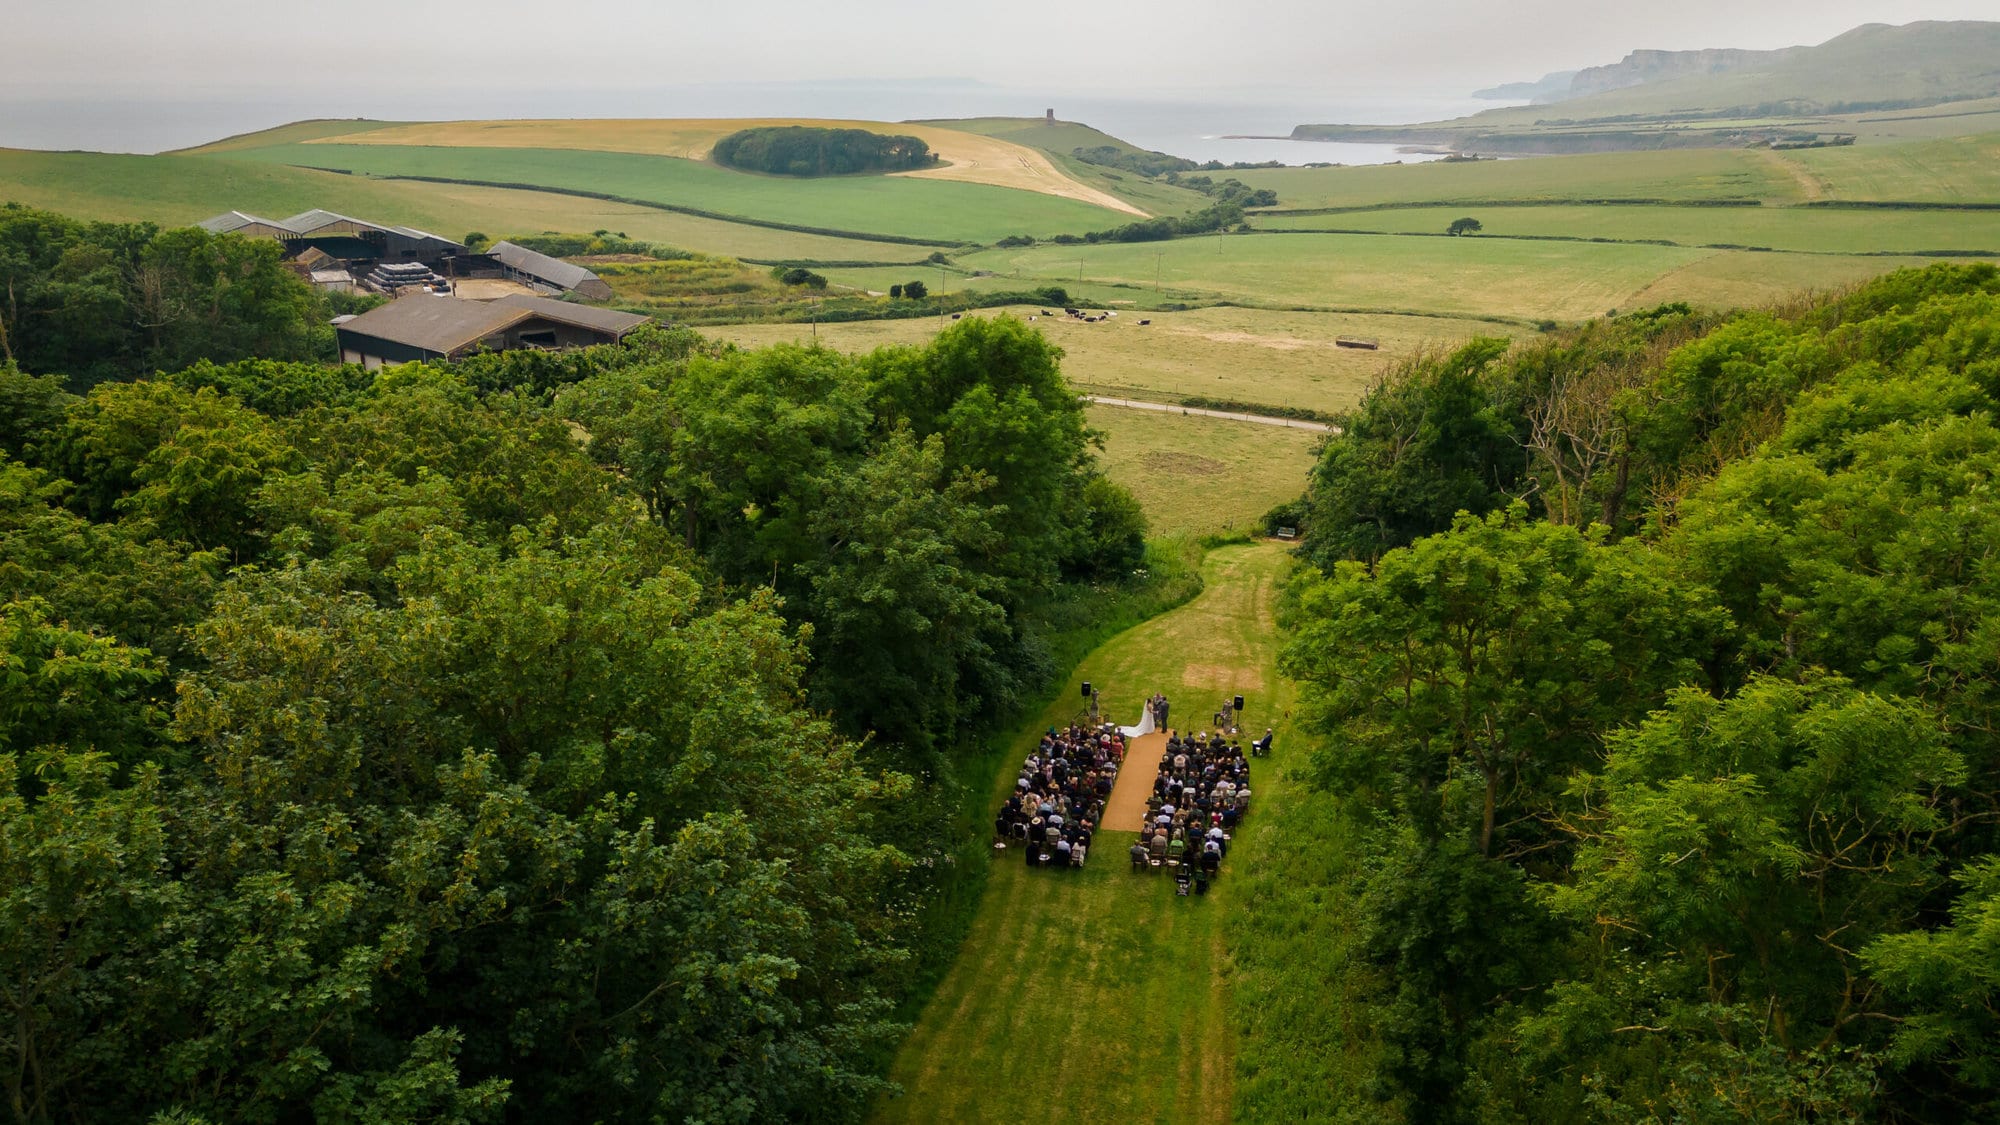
333,293 -> 651,369
487,241 -> 616,301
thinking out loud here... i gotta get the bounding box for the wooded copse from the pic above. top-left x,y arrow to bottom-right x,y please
0,204 -> 341,388
711,126 -> 939,177
0,255 -> 1147,1122
1271,264 -> 2000,1123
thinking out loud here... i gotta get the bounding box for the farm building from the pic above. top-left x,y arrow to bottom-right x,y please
487,241 -> 615,300
333,293 -> 650,368
199,208 -> 469,263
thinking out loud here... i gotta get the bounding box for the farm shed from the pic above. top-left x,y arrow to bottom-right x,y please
487,241 -> 616,300
197,208 -> 471,267
334,293 -> 649,369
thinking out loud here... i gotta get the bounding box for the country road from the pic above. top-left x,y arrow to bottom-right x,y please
1083,395 -> 1337,433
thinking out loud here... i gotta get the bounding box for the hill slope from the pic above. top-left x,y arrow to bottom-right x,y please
1301,21 -> 2000,152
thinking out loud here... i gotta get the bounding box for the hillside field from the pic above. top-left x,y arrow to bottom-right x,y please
289,118 -> 1144,214
214,142 -> 1127,243
0,149 -> 930,263
1253,203 -> 2000,255
901,235 -> 1941,324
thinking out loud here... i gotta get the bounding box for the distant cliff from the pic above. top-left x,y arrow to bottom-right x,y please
1569,46 -> 1806,98
1472,71 -> 1578,103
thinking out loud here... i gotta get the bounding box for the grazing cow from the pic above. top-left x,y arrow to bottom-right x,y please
1139,319 -> 1151,325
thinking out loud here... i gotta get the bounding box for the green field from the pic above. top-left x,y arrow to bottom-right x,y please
210,142 -> 1129,243
921,233 -> 1939,323
1252,203 -> 2000,254
1235,149 -> 1804,209
1793,131 -> 2000,201
0,149 -> 930,263
875,541 -> 1297,1124
712,305 -> 1493,417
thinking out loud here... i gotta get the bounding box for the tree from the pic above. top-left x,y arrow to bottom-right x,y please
1447,217 -> 1483,236
889,284 -> 903,299
902,280 -> 928,301
461,232 -> 488,251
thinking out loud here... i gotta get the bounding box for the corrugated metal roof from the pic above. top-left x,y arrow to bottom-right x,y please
280,209 -> 385,236
198,210 -> 281,233
490,294 -> 650,336
334,295 -> 528,356
337,294 -> 652,356
488,241 -> 604,292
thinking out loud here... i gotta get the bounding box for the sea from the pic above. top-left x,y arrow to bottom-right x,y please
0,81 -> 1518,166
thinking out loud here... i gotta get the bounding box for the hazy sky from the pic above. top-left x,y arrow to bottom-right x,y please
8,0 -> 1995,98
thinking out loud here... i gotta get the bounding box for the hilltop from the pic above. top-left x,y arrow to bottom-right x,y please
1305,20 -> 2000,153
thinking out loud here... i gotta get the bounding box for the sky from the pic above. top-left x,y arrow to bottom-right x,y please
2,1 -> 1995,151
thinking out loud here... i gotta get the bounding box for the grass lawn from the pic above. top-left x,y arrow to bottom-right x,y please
207,143 -> 1131,243
873,541 -> 1299,1125
1253,204 -> 2000,255
711,306 -> 1499,417
0,149 -> 929,263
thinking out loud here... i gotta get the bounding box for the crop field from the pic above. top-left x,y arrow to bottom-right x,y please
0,149 -> 929,262
299,118 -> 1144,214
213,143 -> 1130,243
875,541 -> 1298,1124
1253,204 -> 2000,254
1792,131 -> 2000,202
712,306 -> 1498,416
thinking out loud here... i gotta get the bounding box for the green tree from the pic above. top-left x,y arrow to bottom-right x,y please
1447,217 -> 1483,236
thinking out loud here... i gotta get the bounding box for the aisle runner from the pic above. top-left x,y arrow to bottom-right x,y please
1100,731 -> 1168,832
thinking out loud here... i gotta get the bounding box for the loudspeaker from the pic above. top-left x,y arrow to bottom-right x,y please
1081,681 -> 1092,698
1233,695 -> 1245,711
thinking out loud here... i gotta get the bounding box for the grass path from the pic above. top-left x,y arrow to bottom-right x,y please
872,541 -> 1297,1124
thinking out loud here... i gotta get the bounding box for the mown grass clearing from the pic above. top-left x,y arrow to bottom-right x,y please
874,541 -> 1298,1125
212,143 -> 1130,243
0,149 -> 927,263
711,306 -> 1500,417
295,118 -> 1143,214
1253,203 -> 2000,254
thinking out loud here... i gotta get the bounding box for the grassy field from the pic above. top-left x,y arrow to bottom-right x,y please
1252,203 -> 2000,254
1234,149 -> 1805,209
921,116 -> 1218,218
874,541 -> 1299,1124
212,142 -> 1131,243
1792,131 -> 2000,202
0,149 -> 930,263
288,118 -> 1143,214
938,233 -> 1812,323
711,306 -> 1495,416
1084,407 -> 1320,537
